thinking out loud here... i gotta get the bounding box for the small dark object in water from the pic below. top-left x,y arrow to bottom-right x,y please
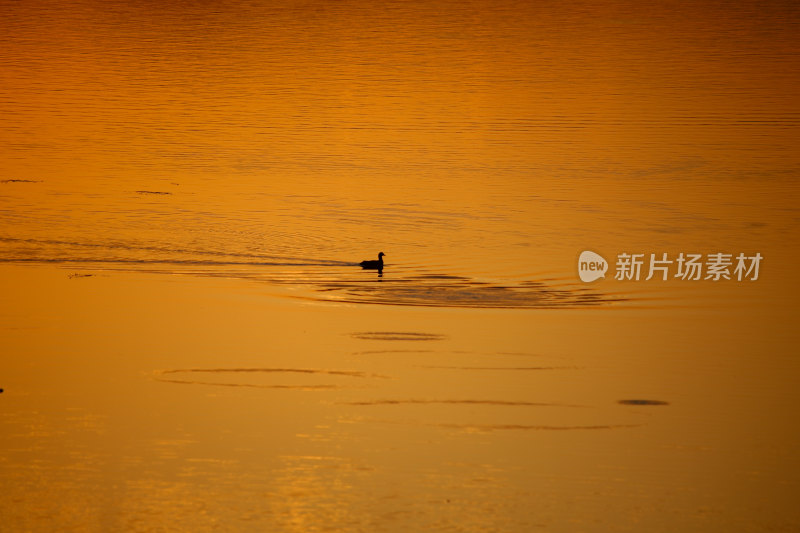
0,388 -> 4,393
618,399 -> 669,406
360,252 -> 385,270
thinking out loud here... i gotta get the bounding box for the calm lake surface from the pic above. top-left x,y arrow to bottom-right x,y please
1,0 -> 799,531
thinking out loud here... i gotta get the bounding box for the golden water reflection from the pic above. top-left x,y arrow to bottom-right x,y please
1,0 -> 799,530
1,265 -> 798,530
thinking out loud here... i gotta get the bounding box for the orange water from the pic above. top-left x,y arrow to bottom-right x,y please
1,0 -> 798,530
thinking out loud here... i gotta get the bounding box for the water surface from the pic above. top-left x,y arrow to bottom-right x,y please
1,0 -> 799,531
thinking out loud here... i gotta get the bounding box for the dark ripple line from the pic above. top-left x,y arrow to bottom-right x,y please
341,399 -> 586,407
134,190 -> 171,195
363,418 -> 643,431
0,257 -> 355,267
156,378 -> 342,391
351,331 -> 447,341
0,237 -> 353,266
435,423 -> 643,431
153,367 -> 387,391
417,365 -> 575,371
618,399 -> 669,406
159,368 -> 387,378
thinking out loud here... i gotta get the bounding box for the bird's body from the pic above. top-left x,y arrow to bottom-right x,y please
360,252 -> 385,270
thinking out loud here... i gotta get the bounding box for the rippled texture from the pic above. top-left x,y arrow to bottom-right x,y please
1,0 -> 799,531
1,0 -> 798,308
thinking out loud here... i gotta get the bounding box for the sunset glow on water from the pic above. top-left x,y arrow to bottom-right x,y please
1,0 -> 798,530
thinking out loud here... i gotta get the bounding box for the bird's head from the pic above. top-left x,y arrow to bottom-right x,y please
378,252 -> 385,258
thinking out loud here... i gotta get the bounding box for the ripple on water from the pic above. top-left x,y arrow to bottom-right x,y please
618,399 -> 670,406
153,368 -> 387,390
348,418 -> 644,432
433,423 -> 643,431
340,399 -> 586,407
0,237 -> 625,309
417,365 -> 574,371
350,332 -> 447,341
322,277 -> 623,309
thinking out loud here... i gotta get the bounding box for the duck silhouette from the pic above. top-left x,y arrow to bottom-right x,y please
360,252 -> 385,270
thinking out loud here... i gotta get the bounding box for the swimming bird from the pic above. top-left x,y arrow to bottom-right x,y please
360,252 -> 385,270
